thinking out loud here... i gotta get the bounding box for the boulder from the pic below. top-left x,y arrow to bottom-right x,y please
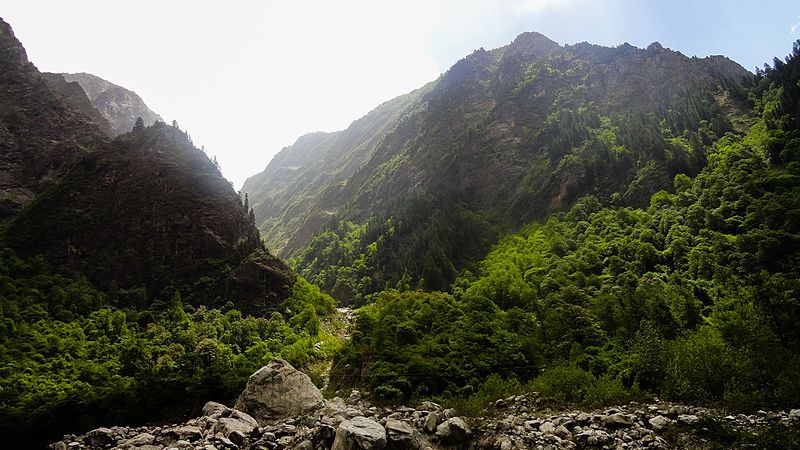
385,419 -> 427,449
435,417 -> 471,444
84,427 -> 115,448
216,410 -> 259,438
331,416 -> 387,450
162,425 -> 202,443
423,412 -> 439,433
648,415 -> 672,430
602,413 -> 633,429
202,401 -> 229,417
234,358 -> 325,424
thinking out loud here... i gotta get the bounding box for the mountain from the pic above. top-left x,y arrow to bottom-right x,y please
243,32 -> 753,302
0,16 -> 293,313
0,19 -> 107,220
53,72 -> 163,135
242,84 -> 433,255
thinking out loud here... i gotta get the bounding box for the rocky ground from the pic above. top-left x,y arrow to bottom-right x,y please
50,359 -> 800,450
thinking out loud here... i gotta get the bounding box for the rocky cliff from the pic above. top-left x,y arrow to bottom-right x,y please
57,72 -> 163,135
1,17 -> 294,313
0,18 -> 107,219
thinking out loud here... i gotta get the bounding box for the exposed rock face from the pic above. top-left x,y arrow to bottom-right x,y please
60,72 -> 163,135
0,18 -> 106,219
40,72 -> 113,135
234,358 -> 325,424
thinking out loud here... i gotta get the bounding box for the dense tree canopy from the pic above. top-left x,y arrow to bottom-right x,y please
331,42 -> 800,410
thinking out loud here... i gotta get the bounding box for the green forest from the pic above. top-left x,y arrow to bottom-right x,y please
0,242 -> 337,446
328,41 -> 800,409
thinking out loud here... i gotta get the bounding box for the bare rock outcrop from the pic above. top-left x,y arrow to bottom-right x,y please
234,358 -> 325,424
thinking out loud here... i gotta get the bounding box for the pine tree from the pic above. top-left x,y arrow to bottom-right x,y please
133,117 -> 144,132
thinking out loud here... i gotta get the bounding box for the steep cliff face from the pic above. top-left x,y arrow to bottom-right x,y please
57,72 -> 163,135
0,18 -> 107,220
0,18 -> 294,313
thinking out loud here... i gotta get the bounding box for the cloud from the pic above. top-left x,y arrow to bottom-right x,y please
792,16 -> 800,34
510,0 -> 573,16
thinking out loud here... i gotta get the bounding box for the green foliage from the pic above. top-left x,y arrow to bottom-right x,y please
292,192 -> 500,305
333,44 -> 800,411
0,250 -> 335,449
330,290 -> 540,400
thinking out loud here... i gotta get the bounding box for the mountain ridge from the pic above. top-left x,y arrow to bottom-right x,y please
243,31 -> 753,301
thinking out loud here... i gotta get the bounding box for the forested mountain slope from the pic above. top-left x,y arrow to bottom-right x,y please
0,18 -> 337,449
332,40 -> 800,411
245,32 -> 753,303
242,84 -> 432,255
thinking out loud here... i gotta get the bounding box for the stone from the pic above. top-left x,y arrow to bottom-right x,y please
385,419 -> 425,449
602,413 -> 633,429
423,412 -> 439,433
85,427 -> 115,448
203,401 -> 230,417
217,415 -> 258,438
163,425 -> 203,443
347,390 -> 363,405
124,433 -> 156,446
677,414 -> 699,425
790,409 -> 800,421
648,415 -> 672,430
227,430 -> 246,447
553,424 -> 572,439
540,421 -> 557,434
331,416 -> 387,450
435,417 -> 471,444
234,358 -> 325,425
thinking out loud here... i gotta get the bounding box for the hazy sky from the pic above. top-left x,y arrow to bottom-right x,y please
3,1 -> 798,188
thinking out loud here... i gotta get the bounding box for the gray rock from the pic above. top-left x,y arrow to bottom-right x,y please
385,419 -> 426,449
203,401 -> 230,417
423,412 -> 439,433
677,414 -> 700,425
332,416 -> 387,450
163,425 -> 202,442
85,427 -> 115,448
227,430 -> 246,447
648,415 -> 672,430
234,358 -> 325,425
124,432 -> 156,446
539,421 -> 557,434
553,424 -> 572,439
435,417 -> 471,444
602,413 -> 633,429
790,409 -> 800,421
220,409 -> 259,437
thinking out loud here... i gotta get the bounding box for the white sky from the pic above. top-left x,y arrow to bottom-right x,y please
3,1 -> 798,188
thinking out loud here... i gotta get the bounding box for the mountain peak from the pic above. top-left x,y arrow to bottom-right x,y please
507,31 -> 561,56
0,17 -> 32,69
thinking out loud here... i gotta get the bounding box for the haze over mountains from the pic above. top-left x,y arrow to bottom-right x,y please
242,31 -> 752,302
